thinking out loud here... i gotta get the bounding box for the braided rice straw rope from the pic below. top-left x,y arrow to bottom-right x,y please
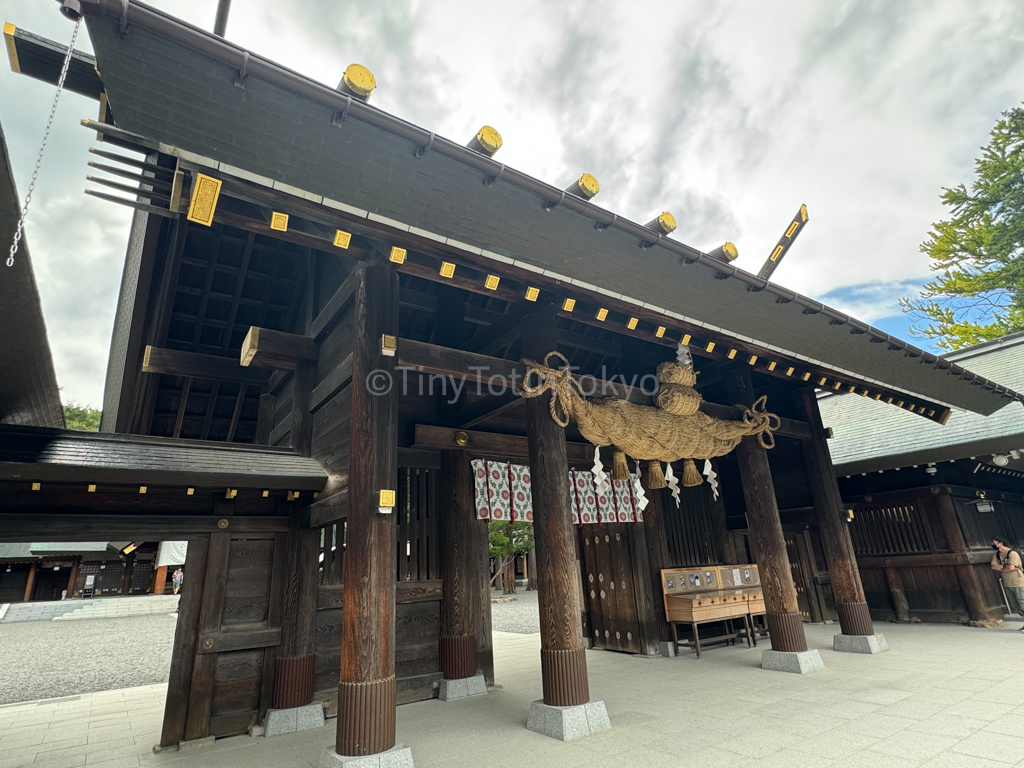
520,351 -> 779,464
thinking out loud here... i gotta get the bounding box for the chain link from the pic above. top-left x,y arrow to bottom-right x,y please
6,18 -> 81,268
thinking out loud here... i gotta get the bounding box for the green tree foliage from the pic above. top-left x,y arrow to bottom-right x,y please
901,106 -> 1024,349
488,520 -> 534,595
63,401 -> 101,431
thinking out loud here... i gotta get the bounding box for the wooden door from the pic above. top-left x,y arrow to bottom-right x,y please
579,524 -> 642,653
784,532 -> 814,622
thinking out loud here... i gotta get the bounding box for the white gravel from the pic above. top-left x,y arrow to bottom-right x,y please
490,587 -> 540,634
0,613 -> 176,705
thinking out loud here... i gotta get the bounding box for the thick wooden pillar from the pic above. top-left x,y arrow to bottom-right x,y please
471,511 -> 495,684
23,562 -> 37,602
640,471 -> 672,644
160,537 -> 210,748
885,567 -> 911,622
930,487 -> 991,623
254,393 -> 276,446
521,308 -> 589,706
725,370 -> 808,652
336,263 -> 398,757
66,558 -> 81,597
153,565 -> 168,596
527,548 -> 537,591
273,514 -> 319,708
439,450 -> 481,679
795,388 -> 874,636
627,481 -> 662,656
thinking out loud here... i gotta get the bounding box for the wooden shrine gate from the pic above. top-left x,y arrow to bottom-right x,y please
162,530 -> 288,745
578,524 -> 644,653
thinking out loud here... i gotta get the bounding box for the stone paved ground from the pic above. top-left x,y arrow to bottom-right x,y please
489,587 -> 540,633
0,613 -> 176,705
6,621 -> 1024,767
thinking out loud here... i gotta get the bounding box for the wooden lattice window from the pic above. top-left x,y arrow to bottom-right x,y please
849,503 -> 931,555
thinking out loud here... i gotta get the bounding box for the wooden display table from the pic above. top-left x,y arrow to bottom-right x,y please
661,566 -> 766,658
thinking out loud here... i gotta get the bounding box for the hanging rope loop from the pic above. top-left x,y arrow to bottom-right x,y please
520,351 -> 583,428
737,394 -> 781,449
7,17 -> 81,269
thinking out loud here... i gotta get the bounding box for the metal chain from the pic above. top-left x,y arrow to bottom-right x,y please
6,18 -> 81,268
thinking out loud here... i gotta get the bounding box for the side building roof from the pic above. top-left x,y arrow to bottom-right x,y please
820,333 -> 1024,475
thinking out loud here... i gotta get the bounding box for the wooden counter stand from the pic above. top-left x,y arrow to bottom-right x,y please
796,388 -> 874,637
724,370 -> 808,654
336,264 -> 399,757
521,308 -> 590,707
438,449 -> 480,680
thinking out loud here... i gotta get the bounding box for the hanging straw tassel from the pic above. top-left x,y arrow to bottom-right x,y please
647,460 -> 667,489
681,458 -> 703,487
612,450 -> 630,481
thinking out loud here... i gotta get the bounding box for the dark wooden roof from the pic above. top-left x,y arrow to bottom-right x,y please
0,119 -> 64,429
0,424 -> 326,488
73,2 -> 1024,417
3,23 -> 104,100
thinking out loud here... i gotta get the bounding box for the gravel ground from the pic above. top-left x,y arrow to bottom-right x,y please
490,587 -> 540,634
0,612 -> 177,705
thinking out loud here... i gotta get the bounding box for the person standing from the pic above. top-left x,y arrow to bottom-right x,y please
991,535 -> 1024,629
171,567 -> 184,595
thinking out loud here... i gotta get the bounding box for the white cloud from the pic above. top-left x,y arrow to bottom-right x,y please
3,0 -> 1022,406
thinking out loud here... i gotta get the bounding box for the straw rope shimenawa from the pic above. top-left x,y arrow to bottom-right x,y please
520,351 -> 779,489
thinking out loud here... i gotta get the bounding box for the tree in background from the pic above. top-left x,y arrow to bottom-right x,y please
488,521 -> 534,595
63,401 -> 101,431
901,106 -> 1024,350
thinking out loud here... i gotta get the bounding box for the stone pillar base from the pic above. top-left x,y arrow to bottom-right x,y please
438,674 -> 487,701
833,633 -> 889,654
526,700 -> 611,741
761,649 -> 824,674
263,703 -> 325,737
319,744 -> 414,768
658,641 -> 676,658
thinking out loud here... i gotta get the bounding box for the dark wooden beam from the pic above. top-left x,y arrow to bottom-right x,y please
453,392 -> 522,429
241,327 -> 318,370
301,488 -> 348,529
254,393 -> 276,445
308,266 -> 364,341
0,514 -> 290,542
413,425 -> 595,464
143,345 -> 270,386
311,354 -> 353,413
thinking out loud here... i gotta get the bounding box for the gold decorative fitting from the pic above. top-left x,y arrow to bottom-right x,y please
333,230 -> 352,249
833,381 -> 842,390
341,63 -> 376,98
846,509 -> 854,520
785,367 -> 794,376
596,308 -> 608,321
928,409 -> 935,417
139,486 -> 147,494
270,212 -> 288,231
471,125 -> 503,156
262,490 -> 269,498
217,519 -> 229,529
705,341 -> 715,353
748,355 -> 758,365
31,482 -> 40,491
627,317 -> 638,330
681,333 -> 691,345
848,385 -> 857,393
767,361 -> 776,371
785,220 -> 800,238
455,430 -> 470,447
799,203 -> 809,222
525,286 -> 540,301
87,484 -> 96,493
381,334 -> 397,357
655,211 -> 677,234
225,488 -> 238,499
722,241 -> 738,260
187,487 -> 194,496
379,489 -> 396,508
5,22 -> 21,74
874,393 -> 882,400
655,326 -> 666,338
389,246 -> 406,264
287,491 -> 299,501
817,377 -> 826,386
313,492 -> 320,499
896,400 -> 904,408
769,244 -> 784,262
203,638 -> 214,649
727,349 -> 737,360
801,372 -> 811,381
186,173 -> 222,226
562,298 -> 576,312
577,173 -> 600,199
484,274 -> 500,290
439,261 -> 456,278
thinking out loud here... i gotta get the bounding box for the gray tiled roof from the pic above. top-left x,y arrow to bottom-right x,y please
0,543 -> 34,560
0,424 -> 327,489
0,119 -> 64,428
78,4 -> 1021,418
821,334 -> 1024,474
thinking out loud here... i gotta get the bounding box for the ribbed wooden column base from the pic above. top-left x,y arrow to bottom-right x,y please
836,601 -> 875,636
335,677 -> 396,757
439,635 -> 477,680
540,647 -> 589,707
767,612 -> 808,652
272,654 -> 316,709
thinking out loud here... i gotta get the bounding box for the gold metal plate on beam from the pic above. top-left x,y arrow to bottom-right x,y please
334,229 -> 352,248
270,212 -> 289,231
186,173 -> 222,226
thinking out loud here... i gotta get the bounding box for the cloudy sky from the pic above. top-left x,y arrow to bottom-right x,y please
2,0 -> 1023,408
